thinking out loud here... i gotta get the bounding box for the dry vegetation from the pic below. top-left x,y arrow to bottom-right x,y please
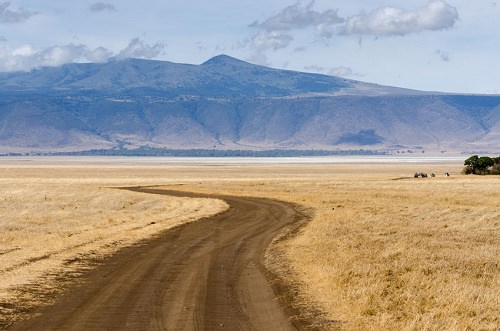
149,161 -> 499,331
0,159 -> 228,326
1,157 -> 499,330
278,176 -> 499,330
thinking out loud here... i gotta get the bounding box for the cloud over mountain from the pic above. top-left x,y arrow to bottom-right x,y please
0,38 -> 164,72
116,38 -> 166,60
249,1 -> 344,31
0,43 -> 110,71
245,0 -> 459,65
247,1 -> 343,56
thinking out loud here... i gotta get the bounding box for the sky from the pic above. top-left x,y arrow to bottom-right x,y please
0,0 -> 499,94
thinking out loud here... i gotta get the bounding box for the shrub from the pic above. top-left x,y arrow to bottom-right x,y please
462,166 -> 474,175
491,163 -> 500,175
464,155 -> 479,174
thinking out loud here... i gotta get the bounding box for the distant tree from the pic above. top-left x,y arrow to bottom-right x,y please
463,155 -> 499,175
477,156 -> 494,171
463,155 -> 479,174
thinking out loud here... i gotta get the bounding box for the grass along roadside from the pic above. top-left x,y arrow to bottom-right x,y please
155,163 -> 499,330
280,178 -> 499,330
0,171 -> 228,328
1,160 -> 498,330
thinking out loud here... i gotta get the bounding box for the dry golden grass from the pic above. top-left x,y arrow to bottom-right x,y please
280,177 -> 499,330
148,161 -> 499,331
0,159 -> 228,324
1,158 -> 499,330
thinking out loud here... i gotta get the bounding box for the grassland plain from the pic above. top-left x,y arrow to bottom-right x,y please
0,157 -> 499,330
0,159 -> 228,327
146,160 -> 499,331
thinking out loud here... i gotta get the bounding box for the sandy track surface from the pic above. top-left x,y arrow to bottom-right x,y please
8,187 -> 305,331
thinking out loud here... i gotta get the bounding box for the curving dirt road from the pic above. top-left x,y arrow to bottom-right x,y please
8,187 -> 307,331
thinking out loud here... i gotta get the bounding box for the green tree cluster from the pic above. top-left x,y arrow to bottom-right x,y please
463,155 -> 500,175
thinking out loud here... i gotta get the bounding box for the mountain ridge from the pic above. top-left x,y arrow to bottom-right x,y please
0,55 -> 498,154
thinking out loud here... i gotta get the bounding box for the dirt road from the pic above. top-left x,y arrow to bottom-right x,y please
8,187 -> 306,330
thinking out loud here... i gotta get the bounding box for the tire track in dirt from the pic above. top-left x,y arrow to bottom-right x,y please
8,187 -> 308,330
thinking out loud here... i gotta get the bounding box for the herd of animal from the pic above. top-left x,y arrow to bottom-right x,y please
414,172 -> 450,178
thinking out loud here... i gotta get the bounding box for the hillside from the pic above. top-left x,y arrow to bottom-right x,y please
0,55 -> 498,154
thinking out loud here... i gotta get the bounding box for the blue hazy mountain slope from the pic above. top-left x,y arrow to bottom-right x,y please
0,55 -> 498,154
0,55 -> 353,97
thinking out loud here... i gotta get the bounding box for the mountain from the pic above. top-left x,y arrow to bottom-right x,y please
0,54 -> 498,154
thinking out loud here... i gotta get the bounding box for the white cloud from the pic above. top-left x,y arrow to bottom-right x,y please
251,31 -> 294,52
246,1 -> 343,61
245,0 -> 458,66
86,47 -> 113,62
35,45 -> 89,67
250,1 -> 343,32
89,2 -> 116,13
341,1 -> 459,36
304,64 -> 360,78
0,2 -> 37,24
0,38 -> 165,72
0,44 -> 101,71
10,44 -> 35,57
115,38 -> 166,59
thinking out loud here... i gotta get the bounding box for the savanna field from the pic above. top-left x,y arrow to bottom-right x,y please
0,157 -> 498,330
